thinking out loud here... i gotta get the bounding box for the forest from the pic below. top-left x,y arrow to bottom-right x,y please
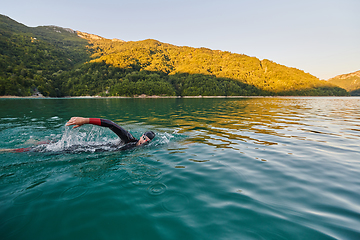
0,14 -> 349,97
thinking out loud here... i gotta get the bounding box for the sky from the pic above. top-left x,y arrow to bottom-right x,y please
1,0 -> 359,79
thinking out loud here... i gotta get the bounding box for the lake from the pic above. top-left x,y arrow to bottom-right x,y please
1,97 -> 360,240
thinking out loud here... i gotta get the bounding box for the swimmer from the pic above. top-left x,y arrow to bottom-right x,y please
1,117 -> 155,153
65,117 -> 155,147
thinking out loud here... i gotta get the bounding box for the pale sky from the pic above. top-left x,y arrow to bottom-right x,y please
1,0 -> 359,79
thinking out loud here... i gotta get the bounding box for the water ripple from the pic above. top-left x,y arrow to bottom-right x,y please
162,193 -> 189,213
147,183 -> 167,196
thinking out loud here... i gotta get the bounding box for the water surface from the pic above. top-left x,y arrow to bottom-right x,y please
1,97 -> 360,239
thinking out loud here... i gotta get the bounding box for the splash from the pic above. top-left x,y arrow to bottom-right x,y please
151,130 -> 186,148
37,126 -> 120,153
155,132 -> 173,146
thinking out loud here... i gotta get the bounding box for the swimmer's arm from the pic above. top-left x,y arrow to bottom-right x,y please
66,117 -> 109,128
65,117 -> 90,128
0,148 -> 14,152
65,117 -> 136,143
95,119 -> 137,143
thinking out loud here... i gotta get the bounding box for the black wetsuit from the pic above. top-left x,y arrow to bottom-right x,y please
14,118 -> 139,153
88,118 -> 139,151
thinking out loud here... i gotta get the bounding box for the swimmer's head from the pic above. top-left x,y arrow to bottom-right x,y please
144,131 -> 155,141
137,131 -> 155,146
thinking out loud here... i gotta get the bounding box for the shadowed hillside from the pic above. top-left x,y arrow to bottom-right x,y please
0,14 -> 90,96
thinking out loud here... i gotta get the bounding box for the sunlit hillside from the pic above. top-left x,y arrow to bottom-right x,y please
328,70 -> 360,96
84,36 -> 347,96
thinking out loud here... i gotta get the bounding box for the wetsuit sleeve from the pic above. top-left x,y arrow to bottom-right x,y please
89,118 -> 137,143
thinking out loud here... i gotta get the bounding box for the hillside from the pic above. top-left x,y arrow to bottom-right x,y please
0,14 -> 90,96
0,14 -> 348,97
328,70 -> 360,96
85,37 -> 348,96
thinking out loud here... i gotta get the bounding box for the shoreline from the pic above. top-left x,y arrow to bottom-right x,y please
0,95 -> 354,99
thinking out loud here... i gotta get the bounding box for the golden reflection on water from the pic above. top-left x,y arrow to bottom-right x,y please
169,98 -> 295,146
128,97 -> 360,161
145,98 -> 360,151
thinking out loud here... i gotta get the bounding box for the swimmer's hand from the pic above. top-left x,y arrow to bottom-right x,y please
65,117 -> 89,128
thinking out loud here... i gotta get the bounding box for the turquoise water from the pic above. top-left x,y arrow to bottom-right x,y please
1,97 -> 360,240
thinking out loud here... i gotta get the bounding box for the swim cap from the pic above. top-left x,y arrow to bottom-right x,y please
144,131 -> 155,140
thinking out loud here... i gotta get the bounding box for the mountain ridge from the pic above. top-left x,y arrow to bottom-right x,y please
0,14 -> 349,97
